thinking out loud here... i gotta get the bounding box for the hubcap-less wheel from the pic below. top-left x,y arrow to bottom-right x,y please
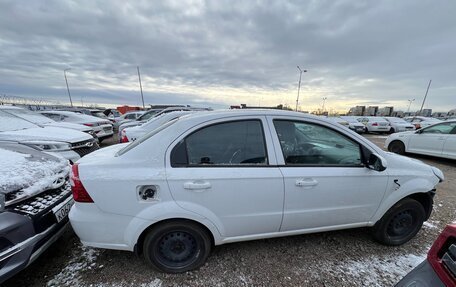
143,221 -> 211,273
389,141 -> 405,155
387,210 -> 414,237
371,198 -> 425,246
156,231 -> 199,268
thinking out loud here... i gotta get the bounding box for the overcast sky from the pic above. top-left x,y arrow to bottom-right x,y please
0,0 -> 455,112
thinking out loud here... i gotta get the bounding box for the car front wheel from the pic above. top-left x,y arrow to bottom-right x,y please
371,198 -> 425,246
388,140 -> 405,155
143,221 -> 211,273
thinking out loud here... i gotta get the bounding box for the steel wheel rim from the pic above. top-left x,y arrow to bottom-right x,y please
155,230 -> 200,268
387,210 -> 415,237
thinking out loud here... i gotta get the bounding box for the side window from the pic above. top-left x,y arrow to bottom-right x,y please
125,114 -> 136,119
273,120 -> 362,166
171,120 -> 268,167
422,123 -> 456,134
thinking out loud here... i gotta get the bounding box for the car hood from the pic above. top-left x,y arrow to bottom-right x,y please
43,122 -> 92,132
383,151 -> 444,182
0,144 -> 69,197
0,126 -> 92,143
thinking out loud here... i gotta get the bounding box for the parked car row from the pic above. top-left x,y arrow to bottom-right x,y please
69,109 -> 444,276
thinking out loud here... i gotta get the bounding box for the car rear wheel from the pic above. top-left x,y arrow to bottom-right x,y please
143,221 -> 211,273
371,198 -> 425,246
388,140 -> 405,155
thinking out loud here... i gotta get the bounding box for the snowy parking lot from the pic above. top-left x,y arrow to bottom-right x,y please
4,134 -> 455,287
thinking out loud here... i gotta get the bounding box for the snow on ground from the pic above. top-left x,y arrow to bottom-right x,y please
332,252 -> 427,286
47,245 -> 99,287
423,221 -> 439,229
88,279 -> 163,287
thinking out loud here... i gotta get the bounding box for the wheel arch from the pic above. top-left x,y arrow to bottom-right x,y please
388,139 -> 406,152
134,218 -> 216,256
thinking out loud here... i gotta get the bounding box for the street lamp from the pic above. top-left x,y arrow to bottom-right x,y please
322,97 -> 327,113
295,66 -> 307,111
64,68 -> 73,107
407,99 -> 415,112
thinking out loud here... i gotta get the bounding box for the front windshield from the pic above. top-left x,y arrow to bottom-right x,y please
0,110 -> 39,132
3,108 -> 54,124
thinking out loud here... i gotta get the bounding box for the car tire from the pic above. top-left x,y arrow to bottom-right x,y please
143,221 -> 211,273
388,140 -> 405,155
371,198 -> 425,246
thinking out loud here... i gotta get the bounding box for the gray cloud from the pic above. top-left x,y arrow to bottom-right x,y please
0,0 -> 455,112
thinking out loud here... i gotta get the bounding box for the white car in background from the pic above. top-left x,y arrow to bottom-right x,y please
0,110 -> 98,162
112,111 -> 145,129
69,109 -> 443,273
339,116 -> 366,133
383,117 -> 416,133
385,120 -> 456,159
357,117 -> 391,133
0,106 -> 96,139
404,116 -> 442,129
40,111 -> 113,143
121,111 -> 194,143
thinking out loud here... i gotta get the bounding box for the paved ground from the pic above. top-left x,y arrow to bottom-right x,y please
4,134 -> 455,287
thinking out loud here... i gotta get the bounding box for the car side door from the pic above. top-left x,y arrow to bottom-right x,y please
268,117 -> 388,231
165,117 -> 285,238
442,123 -> 456,159
408,123 -> 453,156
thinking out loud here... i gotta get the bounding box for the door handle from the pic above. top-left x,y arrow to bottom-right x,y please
295,178 -> 318,188
183,181 -> 211,190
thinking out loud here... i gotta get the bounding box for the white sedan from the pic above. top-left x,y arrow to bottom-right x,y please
385,120 -> 456,159
69,109 -> 443,273
357,117 -> 391,133
40,111 -> 114,142
404,116 -> 442,129
383,117 -> 416,133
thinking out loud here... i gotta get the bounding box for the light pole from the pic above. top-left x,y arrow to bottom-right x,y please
322,97 -> 327,113
407,99 -> 415,112
295,66 -> 307,111
137,66 -> 145,109
64,68 -> 73,107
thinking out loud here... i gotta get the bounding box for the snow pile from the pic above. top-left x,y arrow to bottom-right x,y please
47,245 -> 99,287
0,148 -> 69,195
89,279 -> 163,287
423,221 -> 439,229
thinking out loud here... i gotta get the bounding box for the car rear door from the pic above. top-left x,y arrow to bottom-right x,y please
268,117 -> 388,231
165,117 -> 284,238
442,123 -> 456,159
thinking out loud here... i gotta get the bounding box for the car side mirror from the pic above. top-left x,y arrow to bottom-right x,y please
367,153 -> 387,172
415,129 -> 423,134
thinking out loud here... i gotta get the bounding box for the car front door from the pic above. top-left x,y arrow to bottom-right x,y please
268,117 -> 388,231
166,117 -> 284,238
408,123 -> 454,156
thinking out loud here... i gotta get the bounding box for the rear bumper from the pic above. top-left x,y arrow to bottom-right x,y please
69,203 -> 151,251
395,260 -> 445,287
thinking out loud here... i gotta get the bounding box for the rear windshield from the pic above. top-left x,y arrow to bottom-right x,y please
0,110 -> 38,132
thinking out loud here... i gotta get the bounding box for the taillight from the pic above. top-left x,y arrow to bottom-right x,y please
83,123 -> 94,127
428,224 -> 456,286
120,130 -> 129,143
372,122 -> 378,126
70,163 -> 94,203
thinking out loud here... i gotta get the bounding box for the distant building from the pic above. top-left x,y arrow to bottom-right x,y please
418,109 -> 432,117
378,106 -> 394,116
391,110 -> 404,118
231,104 -> 288,110
365,106 -> 379,116
347,106 -> 365,116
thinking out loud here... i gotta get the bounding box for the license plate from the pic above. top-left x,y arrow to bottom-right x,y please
52,197 -> 74,223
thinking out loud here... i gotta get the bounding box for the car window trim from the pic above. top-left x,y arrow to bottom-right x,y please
272,118 -> 367,168
171,119 -> 270,168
